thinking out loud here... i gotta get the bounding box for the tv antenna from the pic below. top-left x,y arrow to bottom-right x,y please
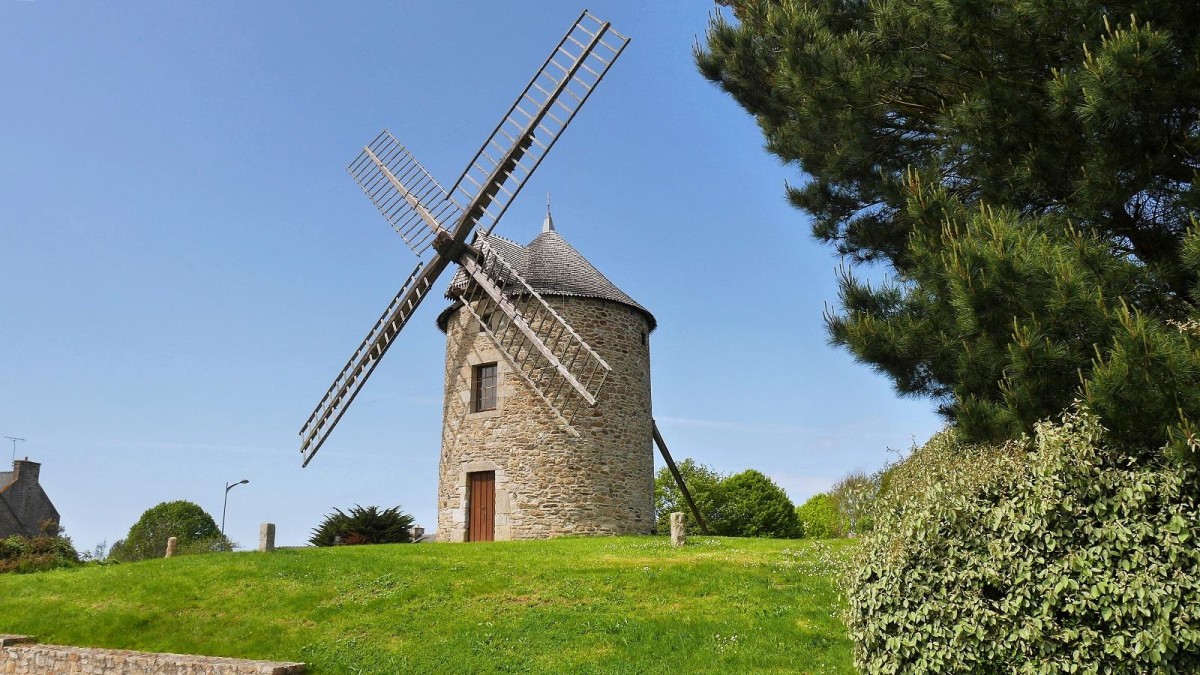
4,437 -> 24,463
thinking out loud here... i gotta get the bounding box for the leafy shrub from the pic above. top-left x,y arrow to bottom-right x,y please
795,493 -> 841,538
310,505 -> 414,546
654,459 -> 725,534
713,469 -> 800,538
848,411 -> 1200,672
0,522 -> 80,574
110,501 -> 231,562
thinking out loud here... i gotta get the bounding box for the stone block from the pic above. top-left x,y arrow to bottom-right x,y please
164,537 -> 177,558
670,512 -> 686,547
0,637 -> 32,648
259,523 -> 275,553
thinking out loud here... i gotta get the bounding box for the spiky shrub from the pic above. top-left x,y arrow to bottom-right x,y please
848,412 -> 1200,672
309,505 -> 414,547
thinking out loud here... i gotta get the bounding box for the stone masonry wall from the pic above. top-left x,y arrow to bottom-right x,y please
0,460 -> 60,538
0,635 -> 305,674
437,296 -> 655,541
0,502 -> 21,542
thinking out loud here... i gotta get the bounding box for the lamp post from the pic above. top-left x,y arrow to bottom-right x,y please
221,479 -> 249,535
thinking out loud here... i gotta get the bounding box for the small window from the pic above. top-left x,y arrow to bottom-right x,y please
478,312 -> 493,333
473,363 -> 498,412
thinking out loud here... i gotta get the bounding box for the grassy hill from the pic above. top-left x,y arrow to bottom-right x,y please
0,536 -> 854,674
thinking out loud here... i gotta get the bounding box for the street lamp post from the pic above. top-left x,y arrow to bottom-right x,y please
221,479 -> 249,535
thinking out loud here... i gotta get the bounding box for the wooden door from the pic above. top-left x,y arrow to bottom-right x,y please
467,471 -> 495,542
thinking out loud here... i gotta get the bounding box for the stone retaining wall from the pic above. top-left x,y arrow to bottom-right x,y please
0,635 -> 305,674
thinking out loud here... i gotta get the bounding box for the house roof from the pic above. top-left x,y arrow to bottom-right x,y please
437,218 -> 656,332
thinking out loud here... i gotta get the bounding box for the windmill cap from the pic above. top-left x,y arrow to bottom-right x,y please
437,226 -> 656,332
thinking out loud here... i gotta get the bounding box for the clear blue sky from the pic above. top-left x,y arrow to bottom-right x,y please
0,1 -> 943,550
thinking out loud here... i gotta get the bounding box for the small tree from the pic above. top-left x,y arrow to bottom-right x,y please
653,459 -> 725,534
795,493 -> 842,539
110,501 -> 230,562
309,505 -> 414,546
715,469 -> 800,538
829,471 -> 878,537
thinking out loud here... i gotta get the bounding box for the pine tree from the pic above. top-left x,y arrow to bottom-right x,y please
698,0 -> 1200,462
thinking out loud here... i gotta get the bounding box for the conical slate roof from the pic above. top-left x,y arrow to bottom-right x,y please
437,220 -> 655,332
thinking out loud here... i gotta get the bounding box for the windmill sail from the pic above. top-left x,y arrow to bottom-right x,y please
300,259 -> 447,466
448,10 -> 629,238
454,238 -> 611,430
348,131 -> 462,258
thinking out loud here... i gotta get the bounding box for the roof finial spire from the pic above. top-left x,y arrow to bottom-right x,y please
543,192 -> 555,233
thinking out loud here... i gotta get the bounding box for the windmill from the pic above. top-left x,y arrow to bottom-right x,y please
299,11 -> 628,466
300,10 -> 710,538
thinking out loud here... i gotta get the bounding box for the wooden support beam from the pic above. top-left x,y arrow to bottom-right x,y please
652,420 -> 709,535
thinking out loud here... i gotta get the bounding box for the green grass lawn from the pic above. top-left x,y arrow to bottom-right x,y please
0,536 -> 854,674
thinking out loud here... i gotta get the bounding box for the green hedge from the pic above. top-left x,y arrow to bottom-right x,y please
848,411 -> 1200,672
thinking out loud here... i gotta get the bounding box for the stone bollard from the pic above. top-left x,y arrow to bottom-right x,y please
259,523 -> 276,553
165,537 -> 177,558
670,512 -> 686,547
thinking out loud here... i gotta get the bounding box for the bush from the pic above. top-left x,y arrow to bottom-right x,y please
713,469 -> 800,539
0,522 -> 80,574
795,493 -> 841,539
309,505 -> 414,546
110,501 -> 231,562
848,411 -> 1200,672
654,459 -> 725,534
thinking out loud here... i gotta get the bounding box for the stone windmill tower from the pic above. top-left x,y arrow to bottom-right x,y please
434,208 -> 656,541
